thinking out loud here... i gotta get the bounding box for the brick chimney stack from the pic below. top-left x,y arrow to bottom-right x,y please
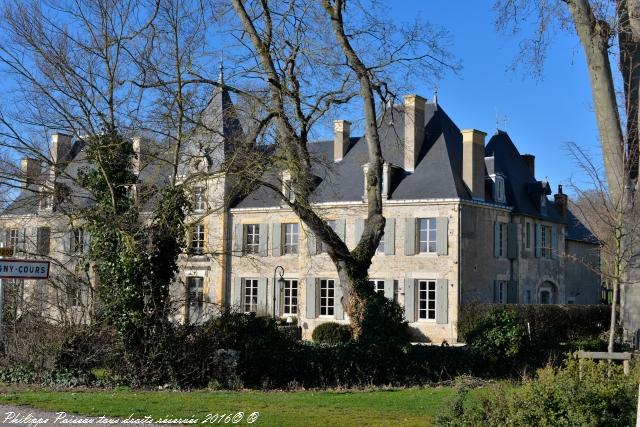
554,184 -> 568,220
522,154 -> 535,177
333,120 -> 351,162
461,129 -> 487,200
403,94 -> 426,172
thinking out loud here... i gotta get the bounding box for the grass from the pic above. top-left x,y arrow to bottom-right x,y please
0,386 -> 464,426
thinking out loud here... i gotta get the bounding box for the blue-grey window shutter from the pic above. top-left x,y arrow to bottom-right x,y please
551,225 -> 558,259
404,218 -> 416,256
494,222 -> 500,258
257,278 -> 268,315
307,232 -> 317,256
233,277 -> 243,309
507,223 -> 518,259
271,223 -> 282,256
436,217 -> 448,255
83,229 -> 91,254
305,277 -> 317,318
507,280 -> 518,304
436,279 -> 448,324
384,218 -> 395,255
334,281 -> 344,320
404,278 -> 416,322
335,219 -> 346,242
0,228 -> 5,247
384,279 -> 394,300
535,224 -> 542,258
258,224 -> 268,257
493,280 -> 499,303
233,224 -> 243,253
354,218 -> 364,246
65,229 -> 72,255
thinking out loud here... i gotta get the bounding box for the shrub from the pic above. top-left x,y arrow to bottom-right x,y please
459,303 -> 610,346
0,366 -> 37,384
312,322 -> 352,344
464,308 -> 528,365
437,358 -> 638,426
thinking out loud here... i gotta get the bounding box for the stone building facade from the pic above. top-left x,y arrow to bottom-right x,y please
0,87 -> 600,343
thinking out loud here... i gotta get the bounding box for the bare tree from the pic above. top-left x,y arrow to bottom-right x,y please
228,0 -> 457,338
494,0 -> 640,343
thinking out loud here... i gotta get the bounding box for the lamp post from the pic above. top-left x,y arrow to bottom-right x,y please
273,266 -> 285,319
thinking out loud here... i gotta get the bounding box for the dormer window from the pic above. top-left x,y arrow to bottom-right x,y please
362,162 -> 390,200
494,175 -> 506,204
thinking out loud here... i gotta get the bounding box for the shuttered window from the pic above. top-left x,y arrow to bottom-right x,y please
319,279 -> 335,316
417,218 -> 437,253
9,229 -> 20,250
244,224 -> 260,254
186,277 -> 204,324
418,280 -> 436,320
283,223 -> 299,254
243,279 -> 259,313
283,279 -> 298,315
72,228 -> 85,254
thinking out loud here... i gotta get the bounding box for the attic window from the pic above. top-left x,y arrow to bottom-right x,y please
494,176 -> 506,203
362,163 -> 389,200
282,171 -> 294,203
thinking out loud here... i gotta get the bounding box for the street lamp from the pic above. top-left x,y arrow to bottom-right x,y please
273,265 -> 285,319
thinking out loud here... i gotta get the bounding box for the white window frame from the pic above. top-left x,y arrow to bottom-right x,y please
186,276 -> 204,323
244,224 -> 260,254
282,279 -> 298,316
417,218 -> 437,254
417,279 -> 436,321
72,228 -> 84,254
193,186 -> 206,212
368,279 -> 385,294
283,223 -> 299,255
319,279 -> 335,317
243,278 -> 259,313
498,223 -> 507,258
190,224 -> 205,254
9,229 -> 20,250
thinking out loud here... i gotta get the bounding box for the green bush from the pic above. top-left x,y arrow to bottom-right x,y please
437,358 -> 638,426
464,308 -> 528,365
0,366 -> 37,384
459,303 -> 610,346
312,322 -> 353,344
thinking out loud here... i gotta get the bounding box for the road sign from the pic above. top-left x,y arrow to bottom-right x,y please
0,259 -> 50,279
0,248 -> 13,257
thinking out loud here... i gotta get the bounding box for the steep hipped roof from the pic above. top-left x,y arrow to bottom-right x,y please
234,102 -> 471,208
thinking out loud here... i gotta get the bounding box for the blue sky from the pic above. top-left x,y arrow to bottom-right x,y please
386,0 -> 601,196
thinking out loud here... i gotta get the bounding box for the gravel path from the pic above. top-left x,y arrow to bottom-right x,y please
0,404 -> 167,426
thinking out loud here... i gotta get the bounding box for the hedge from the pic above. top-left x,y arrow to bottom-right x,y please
458,303 -> 611,347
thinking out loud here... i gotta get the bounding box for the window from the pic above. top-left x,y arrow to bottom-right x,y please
498,223 -> 505,257
541,225 -> 552,258
67,280 -> 83,307
40,193 -> 53,210
283,279 -> 298,315
283,180 -> 295,202
186,277 -> 204,323
320,221 -> 336,253
494,176 -> 506,203
283,223 -> 299,255
525,290 -> 532,304
243,279 -> 259,313
526,222 -> 531,249
8,229 -> 20,250
244,224 -> 260,254
319,279 -> 335,316
190,224 -> 205,254
368,279 -> 385,294
72,228 -> 84,254
418,218 -> 436,253
193,186 -> 206,211
37,227 -> 50,255
418,280 -> 436,320
495,280 -> 507,303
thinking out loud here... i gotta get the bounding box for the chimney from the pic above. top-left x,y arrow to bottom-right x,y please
20,158 -> 40,188
554,184 -> 568,220
50,133 -> 72,172
403,94 -> 426,172
522,154 -> 535,177
132,136 -> 142,174
333,120 -> 351,162
461,129 -> 487,200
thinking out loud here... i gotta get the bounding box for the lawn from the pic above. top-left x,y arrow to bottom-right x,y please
0,387 -> 462,426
